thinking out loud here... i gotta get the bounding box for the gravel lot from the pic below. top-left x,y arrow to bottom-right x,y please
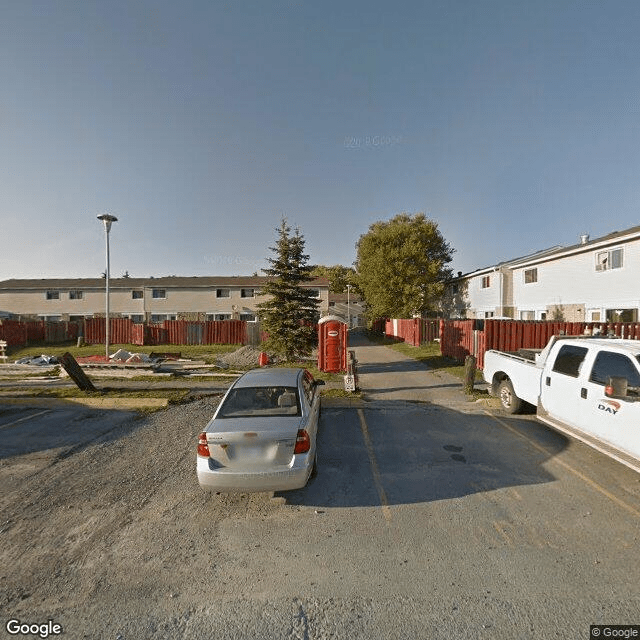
0,397 -> 288,638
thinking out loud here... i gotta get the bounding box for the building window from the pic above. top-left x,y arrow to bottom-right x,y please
605,308 -> 638,322
150,313 -> 176,323
481,276 -> 490,289
152,289 -> 166,299
132,290 -> 144,299
42,315 -> 62,322
306,289 -> 320,298
596,248 -> 623,271
207,313 -> 232,321
241,288 -> 255,298
520,311 -> 535,320
216,288 -> 230,298
240,313 -> 256,322
46,291 -> 59,300
484,311 -> 494,318
69,290 -> 83,300
129,315 -> 144,323
524,268 -> 538,284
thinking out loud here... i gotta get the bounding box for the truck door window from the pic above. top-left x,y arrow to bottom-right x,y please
551,345 -> 588,378
589,351 -> 640,393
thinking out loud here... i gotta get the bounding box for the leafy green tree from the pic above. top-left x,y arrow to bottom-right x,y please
258,219 -> 320,360
355,213 -> 454,319
310,264 -> 357,293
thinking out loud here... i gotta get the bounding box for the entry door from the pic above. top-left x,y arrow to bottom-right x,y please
539,344 -> 589,429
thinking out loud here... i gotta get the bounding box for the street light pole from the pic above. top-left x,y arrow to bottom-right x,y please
97,214 -> 118,360
346,284 -> 352,329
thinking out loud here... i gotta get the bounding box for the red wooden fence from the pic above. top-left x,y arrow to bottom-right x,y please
381,318 -> 439,347
84,319 -> 247,346
0,318 -> 248,348
441,319 -> 640,369
374,317 -> 640,369
0,320 -> 80,347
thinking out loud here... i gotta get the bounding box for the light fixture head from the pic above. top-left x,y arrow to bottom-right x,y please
97,213 -> 118,232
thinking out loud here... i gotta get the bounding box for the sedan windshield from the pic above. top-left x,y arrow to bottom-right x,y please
217,386 -> 301,418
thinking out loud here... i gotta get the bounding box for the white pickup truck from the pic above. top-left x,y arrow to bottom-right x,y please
483,336 -> 640,472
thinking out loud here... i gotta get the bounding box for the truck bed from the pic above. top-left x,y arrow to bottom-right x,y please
482,349 -> 543,407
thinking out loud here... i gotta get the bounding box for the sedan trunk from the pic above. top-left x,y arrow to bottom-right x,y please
204,416 -> 304,470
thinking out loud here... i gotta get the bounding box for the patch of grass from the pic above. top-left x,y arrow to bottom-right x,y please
364,330 -> 404,346
6,342 -> 242,364
321,388 -> 362,399
0,367 -> 61,379
0,386 -> 191,404
384,339 -> 484,382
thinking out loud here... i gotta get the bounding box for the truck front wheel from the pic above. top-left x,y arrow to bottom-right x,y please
498,379 -> 523,414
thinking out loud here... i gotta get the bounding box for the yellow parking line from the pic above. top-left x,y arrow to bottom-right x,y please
483,410 -> 640,518
357,409 -> 392,522
0,409 -> 53,430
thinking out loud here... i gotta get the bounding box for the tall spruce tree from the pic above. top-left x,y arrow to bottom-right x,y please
258,219 -> 319,361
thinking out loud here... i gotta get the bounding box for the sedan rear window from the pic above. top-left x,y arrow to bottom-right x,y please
217,386 -> 301,418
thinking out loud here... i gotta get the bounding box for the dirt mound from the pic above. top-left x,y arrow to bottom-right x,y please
216,345 -> 264,369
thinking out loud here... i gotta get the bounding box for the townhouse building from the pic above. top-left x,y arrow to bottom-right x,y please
443,224 -> 640,323
0,276 -> 330,323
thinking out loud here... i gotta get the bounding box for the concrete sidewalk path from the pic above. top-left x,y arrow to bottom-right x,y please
348,330 -> 491,412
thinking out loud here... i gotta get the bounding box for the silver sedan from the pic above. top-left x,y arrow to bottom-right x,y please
197,367 -> 324,493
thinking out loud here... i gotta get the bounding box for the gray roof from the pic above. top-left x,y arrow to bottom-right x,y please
0,276 -> 330,290
456,223 -> 640,278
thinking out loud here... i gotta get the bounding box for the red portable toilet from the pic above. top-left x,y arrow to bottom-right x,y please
317,315 -> 348,373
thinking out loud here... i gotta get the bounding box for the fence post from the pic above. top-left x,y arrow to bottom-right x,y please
463,355 -> 477,394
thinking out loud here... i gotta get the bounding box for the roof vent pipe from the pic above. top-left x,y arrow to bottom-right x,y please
580,233 -> 590,245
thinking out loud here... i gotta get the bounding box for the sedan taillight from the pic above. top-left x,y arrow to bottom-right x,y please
197,432 -> 210,457
294,429 -> 310,454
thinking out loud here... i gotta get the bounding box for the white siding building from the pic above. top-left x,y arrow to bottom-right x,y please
511,227 -> 640,322
444,225 -> 640,322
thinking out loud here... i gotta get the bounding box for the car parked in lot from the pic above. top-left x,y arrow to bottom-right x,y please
197,367 -> 324,492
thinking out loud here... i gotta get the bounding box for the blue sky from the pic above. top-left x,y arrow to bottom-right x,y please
2,0 -> 640,280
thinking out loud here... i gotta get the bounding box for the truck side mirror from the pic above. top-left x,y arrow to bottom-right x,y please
605,376 -> 628,398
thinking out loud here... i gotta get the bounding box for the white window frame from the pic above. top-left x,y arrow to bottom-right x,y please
46,290 -> 60,300
523,268 -> 538,284
595,247 -> 623,271
240,288 -> 255,298
216,289 -> 230,298
481,276 -> 490,289
152,289 -> 167,299
150,313 -> 176,323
